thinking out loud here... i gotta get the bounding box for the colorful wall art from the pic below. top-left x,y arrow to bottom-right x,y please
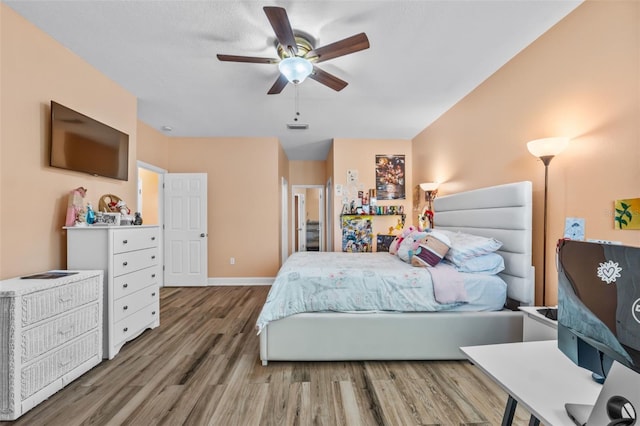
614,198 -> 640,230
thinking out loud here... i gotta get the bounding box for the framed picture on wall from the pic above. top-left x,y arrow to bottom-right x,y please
375,155 -> 405,200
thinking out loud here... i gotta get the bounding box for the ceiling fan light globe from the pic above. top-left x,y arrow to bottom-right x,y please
278,57 -> 313,84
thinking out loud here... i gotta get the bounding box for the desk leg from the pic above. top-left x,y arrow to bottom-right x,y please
529,415 -> 540,426
502,395 -> 517,426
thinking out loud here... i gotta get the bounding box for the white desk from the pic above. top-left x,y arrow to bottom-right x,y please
461,341 -> 602,426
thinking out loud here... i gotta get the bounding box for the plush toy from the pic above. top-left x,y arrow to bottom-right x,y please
418,207 -> 434,231
396,230 -> 429,263
410,230 -> 451,267
115,200 -> 130,215
388,225 -> 416,255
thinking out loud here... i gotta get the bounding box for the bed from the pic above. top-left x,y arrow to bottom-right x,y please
259,181 -> 534,365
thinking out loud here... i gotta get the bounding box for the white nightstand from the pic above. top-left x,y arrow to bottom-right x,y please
520,306 -> 558,341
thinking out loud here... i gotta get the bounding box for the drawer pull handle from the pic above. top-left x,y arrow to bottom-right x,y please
151,274 -> 156,278
123,261 -> 128,266
58,326 -> 74,335
59,295 -> 73,303
151,255 -> 156,260
123,283 -> 128,288
59,357 -> 73,367
152,292 -> 156,297
152,311 -> 156,315
151,236 -> 156,241
123,239 -> 128,244
123,305 -> 128,310
123,327 -> 128,332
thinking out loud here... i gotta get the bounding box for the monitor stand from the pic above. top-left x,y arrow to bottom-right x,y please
565,362 -> 638,425
565,403 -> 593,426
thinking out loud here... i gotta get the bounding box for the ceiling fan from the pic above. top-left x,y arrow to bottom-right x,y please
217,6 -> 370,94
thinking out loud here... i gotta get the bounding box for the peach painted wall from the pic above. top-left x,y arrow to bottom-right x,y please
0,5 -> 137,279
138,168 -> 159,225
137,120 -> 169,170
289,160 -> 327,185
412,1 -> 640,305
331,138 -> 413,252
167,137 -> 283,277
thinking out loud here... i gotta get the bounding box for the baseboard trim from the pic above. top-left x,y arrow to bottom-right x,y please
207,277 -> 274,286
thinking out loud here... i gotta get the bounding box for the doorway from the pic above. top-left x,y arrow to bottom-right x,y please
292,185 -> 325,253
137,163 -> 209,286
137,161 -> 166,286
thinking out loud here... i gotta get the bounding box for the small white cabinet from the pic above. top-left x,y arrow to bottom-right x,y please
520,306 -> 558,342
66,225 -> 161,359
0,270 -> 103,421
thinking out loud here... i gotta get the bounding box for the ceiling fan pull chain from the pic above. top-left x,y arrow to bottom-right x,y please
294,84 -> 300,122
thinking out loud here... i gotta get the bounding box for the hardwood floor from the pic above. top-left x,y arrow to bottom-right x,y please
3,286 -> 533,425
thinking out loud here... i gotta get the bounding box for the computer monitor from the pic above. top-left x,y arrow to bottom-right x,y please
557,239 -> 640,425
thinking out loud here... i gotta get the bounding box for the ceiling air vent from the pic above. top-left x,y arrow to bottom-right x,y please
287,123 -> 309,130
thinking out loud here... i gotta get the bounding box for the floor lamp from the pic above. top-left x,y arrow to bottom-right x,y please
527,137 -> 569,306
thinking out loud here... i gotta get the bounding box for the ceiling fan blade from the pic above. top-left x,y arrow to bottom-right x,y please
217,54 -> 277,64
263,6 -> 298,55
309,66 -> 348,92
267,74 -> 289,95
308,33 -> 370,63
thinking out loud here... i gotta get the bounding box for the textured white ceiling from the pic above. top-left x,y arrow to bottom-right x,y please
5,0 -> 581,160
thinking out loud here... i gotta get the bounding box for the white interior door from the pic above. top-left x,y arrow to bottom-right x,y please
295,193 -> 306,252
326,178 -> 333,252
164,173 -> 208,286
317,188 -> 324,251
281,177 -> 289,266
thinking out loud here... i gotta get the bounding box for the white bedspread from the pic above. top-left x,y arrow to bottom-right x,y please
256,252 -> 506,333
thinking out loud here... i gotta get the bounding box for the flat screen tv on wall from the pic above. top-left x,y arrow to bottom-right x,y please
50,101 -> 129,181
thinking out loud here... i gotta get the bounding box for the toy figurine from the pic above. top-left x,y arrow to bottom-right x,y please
65,187 -> 87,226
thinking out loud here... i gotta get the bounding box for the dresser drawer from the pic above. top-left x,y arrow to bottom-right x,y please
113,266 -> 160,300
21,275 -> 101,327
113,286 -> 159,323
113,301 -> 159,345
112,228 -> 159,254
22,302 -> 100,363
21,330 -> 100,400
112,247 -> 159,277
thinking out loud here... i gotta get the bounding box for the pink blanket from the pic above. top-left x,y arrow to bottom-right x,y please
428,263 -> 468,304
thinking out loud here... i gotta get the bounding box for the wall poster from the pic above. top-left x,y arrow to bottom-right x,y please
615,198 -> 640,230
341,215 -> 373,252
375,155 -> 405,200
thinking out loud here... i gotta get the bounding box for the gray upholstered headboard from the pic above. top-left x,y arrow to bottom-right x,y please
433,181 -> 534,306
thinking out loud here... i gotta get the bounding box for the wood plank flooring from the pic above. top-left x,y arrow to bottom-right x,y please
2,286 -> 533,425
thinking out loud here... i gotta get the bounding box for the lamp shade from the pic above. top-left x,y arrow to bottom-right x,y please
278,57 -> 313,84
419,182 -> 439,192
526,137 -> 569,158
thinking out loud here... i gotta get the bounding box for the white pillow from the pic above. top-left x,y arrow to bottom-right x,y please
449,252 -> 505,275
437,230 -> 503,265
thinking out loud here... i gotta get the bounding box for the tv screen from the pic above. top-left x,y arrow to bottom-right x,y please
50,101 -> 129,181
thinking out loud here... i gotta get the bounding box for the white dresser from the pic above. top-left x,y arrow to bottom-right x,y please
0,270 -> 103,421
66,225 -> 161,359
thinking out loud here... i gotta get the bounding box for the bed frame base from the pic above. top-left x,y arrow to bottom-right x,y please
260,310 -> 523,365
